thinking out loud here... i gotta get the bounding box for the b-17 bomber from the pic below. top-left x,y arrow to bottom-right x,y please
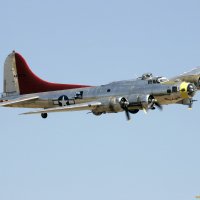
0,51 -> 200,120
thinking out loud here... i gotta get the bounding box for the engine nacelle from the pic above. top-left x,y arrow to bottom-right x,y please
127,94 -> 155,109
180,82 -> 196,98
179,76 -> 200,89
92,97 -> 124,114
91,94 -> 156,115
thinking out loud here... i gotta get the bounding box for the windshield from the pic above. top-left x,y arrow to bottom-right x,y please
157,77 -> 169,83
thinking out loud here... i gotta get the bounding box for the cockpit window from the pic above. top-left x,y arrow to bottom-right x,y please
141,73 -> 153,80
147,77 -> 169,84
141,74 -> 169,84
157,77 -> 168,83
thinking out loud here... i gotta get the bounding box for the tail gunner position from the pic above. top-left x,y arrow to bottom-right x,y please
0,51 -> 200,120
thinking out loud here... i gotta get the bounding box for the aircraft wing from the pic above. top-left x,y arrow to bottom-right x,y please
0,96 -> 39,107
21,101 -> 102,115
169,67 -> 200,82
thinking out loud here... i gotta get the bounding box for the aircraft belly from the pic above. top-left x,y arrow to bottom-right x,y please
156,94 -> 182,105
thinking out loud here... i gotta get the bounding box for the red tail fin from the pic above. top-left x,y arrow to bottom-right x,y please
14,53 -> 91,95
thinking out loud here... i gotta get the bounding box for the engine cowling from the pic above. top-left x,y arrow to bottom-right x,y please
180,82 -> 196,98
92,97 -> 124,114
126,94 -> 155,109
112,94 -> 156,111
180,76 -> 200,89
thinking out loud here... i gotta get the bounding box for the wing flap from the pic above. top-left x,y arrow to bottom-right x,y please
21,101 -> 102,115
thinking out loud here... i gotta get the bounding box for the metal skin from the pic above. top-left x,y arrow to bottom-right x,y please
1,51 -> 200,120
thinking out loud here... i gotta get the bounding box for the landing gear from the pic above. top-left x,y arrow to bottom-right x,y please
128,109 -> 139,114
92,111 -> 103,116
41,113 -> 48,119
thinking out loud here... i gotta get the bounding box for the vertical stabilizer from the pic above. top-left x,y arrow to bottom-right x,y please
3,51 -> 91,96
3,51 -> 20,96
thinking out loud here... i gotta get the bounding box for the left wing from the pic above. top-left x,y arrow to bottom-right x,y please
21,101 -> 102,115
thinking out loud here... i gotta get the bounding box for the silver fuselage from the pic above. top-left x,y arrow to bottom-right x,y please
1,78 -> 186,113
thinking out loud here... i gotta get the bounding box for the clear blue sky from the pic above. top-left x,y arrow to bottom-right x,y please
0,1 -> 200,200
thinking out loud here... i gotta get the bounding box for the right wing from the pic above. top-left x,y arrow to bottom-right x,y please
169,67 -> 200,86
21,101 -> 102,115
171,66 -> 200,80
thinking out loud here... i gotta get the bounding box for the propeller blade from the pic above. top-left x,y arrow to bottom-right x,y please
125,109 -> 131,121
188,99 -> 198,110
188,102 -> 193,110
154,102 -> 163,111
143,107 -> 147,114
119,97 -> 131,121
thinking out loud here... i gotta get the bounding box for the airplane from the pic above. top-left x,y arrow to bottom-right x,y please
0,51 -> 200,120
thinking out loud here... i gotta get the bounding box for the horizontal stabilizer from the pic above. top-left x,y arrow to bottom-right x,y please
21,101 -> 102,115
0,96 -> 39,107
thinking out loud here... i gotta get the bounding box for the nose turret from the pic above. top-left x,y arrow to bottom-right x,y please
187,83 -> 196,96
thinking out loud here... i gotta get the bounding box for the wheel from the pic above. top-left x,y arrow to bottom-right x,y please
41,113 -> 48,119
92,111 -> 103,116
128,109 -> 139,114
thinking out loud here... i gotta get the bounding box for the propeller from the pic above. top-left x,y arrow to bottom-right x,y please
147,96 -> 163,111
188,98 -> 197,110
119,97 -> 131,121
119,96 -> 163,121
187,83 -> 196,97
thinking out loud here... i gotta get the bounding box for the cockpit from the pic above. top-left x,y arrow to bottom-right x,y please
147,77 -> 168,84
139,73 -> 169,84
